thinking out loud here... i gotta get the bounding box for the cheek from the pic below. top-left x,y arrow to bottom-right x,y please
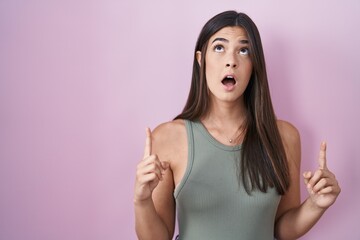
244,61 -> 253,76
205,52 -> 221,69
204,60 -> 217,82
205,72 -> 216,88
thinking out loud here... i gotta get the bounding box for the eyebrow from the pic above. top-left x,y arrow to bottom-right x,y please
211,37 -> 249,44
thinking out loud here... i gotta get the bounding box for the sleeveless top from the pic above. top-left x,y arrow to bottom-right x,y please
174,120 -> 281,240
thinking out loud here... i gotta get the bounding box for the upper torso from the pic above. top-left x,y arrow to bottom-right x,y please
151,118 -> 300,239
155,119 -> 280,239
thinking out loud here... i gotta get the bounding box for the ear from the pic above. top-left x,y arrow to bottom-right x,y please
196,51 -> 202,66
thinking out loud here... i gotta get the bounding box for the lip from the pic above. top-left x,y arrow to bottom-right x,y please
221,74 -> 237,91
222,73 -> 237,82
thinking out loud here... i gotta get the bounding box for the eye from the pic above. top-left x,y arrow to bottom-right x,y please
239,48 -> 249,56
213,45 -> 224,53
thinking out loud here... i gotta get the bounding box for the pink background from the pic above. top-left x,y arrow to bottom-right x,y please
1,0 -> 359,239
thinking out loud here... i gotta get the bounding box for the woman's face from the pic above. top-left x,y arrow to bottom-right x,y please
198,26 -> 253,104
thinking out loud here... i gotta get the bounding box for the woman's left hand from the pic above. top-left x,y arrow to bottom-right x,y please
303,142 -> 341,209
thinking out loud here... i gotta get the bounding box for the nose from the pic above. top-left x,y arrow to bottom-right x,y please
226,63 -> 237,68
225,54 -> 238,68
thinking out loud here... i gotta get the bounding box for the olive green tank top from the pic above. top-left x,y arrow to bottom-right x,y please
174,120 -> 280,240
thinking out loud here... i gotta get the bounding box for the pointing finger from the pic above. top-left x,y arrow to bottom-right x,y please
143,127 -> 152,158
318,141 -> 327,170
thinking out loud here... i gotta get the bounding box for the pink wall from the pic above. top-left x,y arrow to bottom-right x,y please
1,0 -> 359,239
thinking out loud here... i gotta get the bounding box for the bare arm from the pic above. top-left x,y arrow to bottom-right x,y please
274,121 -> 341,239
134,127 -> 175,240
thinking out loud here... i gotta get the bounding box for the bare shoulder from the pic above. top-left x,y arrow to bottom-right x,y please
152,119 -> 186,144
276,120 -> 300,147
151,119 -> 187,161
152,119 -> 186,136
276,120 -> 301,168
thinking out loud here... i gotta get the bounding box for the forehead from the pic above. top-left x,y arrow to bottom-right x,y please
209,26 -> 248,42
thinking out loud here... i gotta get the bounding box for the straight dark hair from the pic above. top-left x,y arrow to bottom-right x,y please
175,11 -> 290,195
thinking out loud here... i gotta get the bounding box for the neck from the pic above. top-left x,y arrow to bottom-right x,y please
201,97 -> 247,145
203,97 -> 247,124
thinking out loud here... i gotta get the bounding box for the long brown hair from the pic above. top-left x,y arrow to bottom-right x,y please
175,11 -> 289,195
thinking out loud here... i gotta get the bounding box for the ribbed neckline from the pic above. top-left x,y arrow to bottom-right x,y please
193,120 -> 242,151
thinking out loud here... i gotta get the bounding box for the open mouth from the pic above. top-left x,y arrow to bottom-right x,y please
221,75 -> 236,86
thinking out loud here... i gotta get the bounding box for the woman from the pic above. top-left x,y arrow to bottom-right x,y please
134,11 -> 340,240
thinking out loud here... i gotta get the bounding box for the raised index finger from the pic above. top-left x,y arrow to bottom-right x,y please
318,141 -> 327,170
143,127 -> 152,158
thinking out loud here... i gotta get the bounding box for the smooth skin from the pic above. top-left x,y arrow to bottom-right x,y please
134,27 -> 341,240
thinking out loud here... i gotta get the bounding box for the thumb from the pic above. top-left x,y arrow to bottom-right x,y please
303,171 -> 312,183
161,161 -> 170,170
303,171 -> 313,193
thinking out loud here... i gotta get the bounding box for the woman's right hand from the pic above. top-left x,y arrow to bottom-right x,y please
134,128 -> 169,203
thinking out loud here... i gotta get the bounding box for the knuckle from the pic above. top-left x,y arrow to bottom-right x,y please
135,174 -> 143,182
136,169 -> 146,178
320,178 -> 328,185
148,173 -> 156,180
135,168 -> 143,178
149,163 -> 157,171
136,163 -> 143,171
150,154 -> 159,162
307,179 -> 313,185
